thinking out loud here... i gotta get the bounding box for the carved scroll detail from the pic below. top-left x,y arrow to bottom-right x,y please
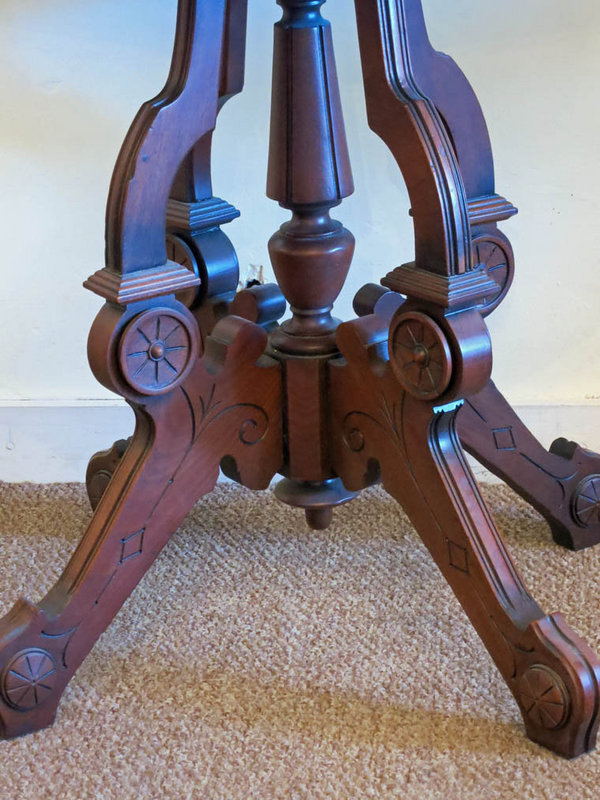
193,384 -> 270,447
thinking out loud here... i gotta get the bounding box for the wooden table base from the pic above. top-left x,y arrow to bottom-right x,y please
1,0 -> 599,759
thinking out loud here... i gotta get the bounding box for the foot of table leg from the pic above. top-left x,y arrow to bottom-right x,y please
0,395 -> 214,739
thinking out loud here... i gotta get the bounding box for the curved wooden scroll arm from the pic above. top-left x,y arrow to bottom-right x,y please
85,0 -> 247,305
84,0 -> 251,504
355,0 -> 472,278
171,0 -> 248,206
352,0 -> 600,552
85,0 -> 287,509
354,0 -> 516,313
395,0 -> 494,198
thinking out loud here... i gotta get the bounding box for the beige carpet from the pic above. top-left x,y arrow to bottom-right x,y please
0,481 -> 599,799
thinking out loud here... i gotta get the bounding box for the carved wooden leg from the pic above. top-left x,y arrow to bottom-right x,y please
331,317 -> 600,758
84,286 -> 288,510
0,400 -> 208,739
458,381 -> 600,550
0,310 -> 282,739
352,287 -> 600,552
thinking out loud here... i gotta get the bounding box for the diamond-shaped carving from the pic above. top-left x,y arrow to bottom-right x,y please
446,538 -> 469,574
119,529 -> 145,564
493,426 -> 516,452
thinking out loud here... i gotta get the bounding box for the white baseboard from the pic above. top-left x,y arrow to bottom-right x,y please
0,402 -> 134,483
0,402 -> 599,484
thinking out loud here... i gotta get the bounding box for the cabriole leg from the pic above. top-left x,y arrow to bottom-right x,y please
331,313 -> 600,758
0,305 -> 282,739
0,398 -> 206,739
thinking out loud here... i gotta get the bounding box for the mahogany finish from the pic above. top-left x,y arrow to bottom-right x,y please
1,0 -> 599,759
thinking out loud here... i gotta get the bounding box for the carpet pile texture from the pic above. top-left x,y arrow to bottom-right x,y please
0,481 -> 599,799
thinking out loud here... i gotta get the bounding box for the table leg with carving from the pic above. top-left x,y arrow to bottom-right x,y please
2,0 -> 599,760
0,305 -> 282,739
353,286 -> 600,552
331,312 -> 600,759
458,381 -> 600,551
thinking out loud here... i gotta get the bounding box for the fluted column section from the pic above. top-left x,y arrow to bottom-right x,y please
267,0 -> 355,354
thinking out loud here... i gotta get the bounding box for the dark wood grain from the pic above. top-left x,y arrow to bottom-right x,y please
330,310 -> 600,759
266,0 -> 357,524
1,0 -> 599,759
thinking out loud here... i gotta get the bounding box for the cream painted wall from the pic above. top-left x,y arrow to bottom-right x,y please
1,0 -> 599,407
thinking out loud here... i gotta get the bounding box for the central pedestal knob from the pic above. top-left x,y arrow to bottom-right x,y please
149,342 -> 165,361
266,0 -> 358,528
412,344 -> 429,365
